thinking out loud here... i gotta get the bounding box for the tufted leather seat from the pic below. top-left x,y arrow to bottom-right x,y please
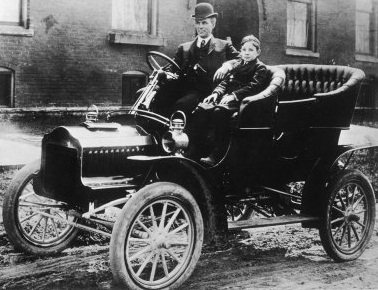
277,65 -> 364,100
275,64 -> 365,130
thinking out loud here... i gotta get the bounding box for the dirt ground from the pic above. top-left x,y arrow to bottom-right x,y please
0,168 -> 378,290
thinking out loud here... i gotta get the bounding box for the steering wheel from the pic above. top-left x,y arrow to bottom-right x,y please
146,51 -> 181,72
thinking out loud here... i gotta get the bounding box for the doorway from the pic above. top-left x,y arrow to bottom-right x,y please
0,68 -> 14,107
122,71 -> 148,106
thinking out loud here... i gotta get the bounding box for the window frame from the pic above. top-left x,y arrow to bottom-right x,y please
285,0 -> 319,58
0,0 -> 33,36
355,0 -> 378,62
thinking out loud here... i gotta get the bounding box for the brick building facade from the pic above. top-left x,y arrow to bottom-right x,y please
0,0 -> 196,108
0,0 -> 377,114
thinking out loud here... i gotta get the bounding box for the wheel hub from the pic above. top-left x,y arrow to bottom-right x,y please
344,207 -> 360,224
151,231 -> 170,250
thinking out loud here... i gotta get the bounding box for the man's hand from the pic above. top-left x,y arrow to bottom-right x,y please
165,72 -> 179,80
203,93 -> 218,104
219,94 -> 237,105
213,63 -> 231,81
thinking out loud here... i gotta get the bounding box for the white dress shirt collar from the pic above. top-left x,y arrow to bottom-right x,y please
197,35 -> 212,47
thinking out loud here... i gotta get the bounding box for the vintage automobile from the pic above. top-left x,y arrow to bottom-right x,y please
3,51 -> 378,289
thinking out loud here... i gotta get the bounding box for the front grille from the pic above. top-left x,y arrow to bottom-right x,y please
82,145 -> 151,177
44,143 -> 78,198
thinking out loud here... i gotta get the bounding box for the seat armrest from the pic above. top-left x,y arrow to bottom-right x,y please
314,84 -> 350,98
278,97 -> 317,105
241,89 -> 274,107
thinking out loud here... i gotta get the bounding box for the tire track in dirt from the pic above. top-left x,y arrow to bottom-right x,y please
0,246 -> 110,289
183,237 -> 378,290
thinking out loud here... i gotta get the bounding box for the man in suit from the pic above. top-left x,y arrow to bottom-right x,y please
171,3 -> 239,117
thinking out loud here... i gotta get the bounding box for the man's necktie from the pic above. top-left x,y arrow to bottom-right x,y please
200,40 -> 206,49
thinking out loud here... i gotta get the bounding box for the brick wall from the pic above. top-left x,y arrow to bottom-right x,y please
0,0 -> 195,107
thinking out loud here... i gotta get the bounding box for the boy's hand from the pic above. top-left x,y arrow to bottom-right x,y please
213,63 -> 232,81
203,93 -> 218,104
219,94 -> 237,105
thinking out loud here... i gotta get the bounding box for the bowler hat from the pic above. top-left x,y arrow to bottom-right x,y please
191,3 -> 218,20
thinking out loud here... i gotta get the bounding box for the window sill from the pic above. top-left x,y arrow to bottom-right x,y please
108,32 -> 165,46
0,25 -> 34,37
355,54 -> 378,63
285,48 -> 319,58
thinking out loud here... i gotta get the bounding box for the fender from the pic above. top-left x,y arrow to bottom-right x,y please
302,146 -> 378,225
301,146 -> 349,219
128,155 -> 228,245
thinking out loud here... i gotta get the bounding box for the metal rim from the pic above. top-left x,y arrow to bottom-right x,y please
16,177 -> 77,247
125,198 -> 195,288
329,181 -> 371,253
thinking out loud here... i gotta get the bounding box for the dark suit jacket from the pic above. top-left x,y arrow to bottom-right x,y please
174,36 -> 239,94
213,58 -> 268,101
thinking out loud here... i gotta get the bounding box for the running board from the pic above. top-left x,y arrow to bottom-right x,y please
82,176 -> 138,190
228,214 -> 319,232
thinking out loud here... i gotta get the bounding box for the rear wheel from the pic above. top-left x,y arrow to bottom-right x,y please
110,182 -> 203,289
319,169 -> 376,262
2,160 -> 79,256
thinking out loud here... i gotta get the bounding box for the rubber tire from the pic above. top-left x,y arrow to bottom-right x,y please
319,169 -> 376,262
2,159 -> 79,256
110,182 -> 204,290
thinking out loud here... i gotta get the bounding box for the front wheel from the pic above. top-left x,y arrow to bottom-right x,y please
2,160 -> 79,256
319,169 -> 376,262
110,182 -> 204,290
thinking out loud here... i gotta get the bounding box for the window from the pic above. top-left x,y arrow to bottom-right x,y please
109,0 -> 163,46
356,0 -> 378,59
286,0 -> 318,57
112,0 -> 157,35
0,68 -> 14,108
0,0 -> 27,27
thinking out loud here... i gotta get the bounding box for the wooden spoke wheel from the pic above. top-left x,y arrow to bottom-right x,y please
110,182 -> 203,289
2,160 -> 79,255
319,169 -> 376,262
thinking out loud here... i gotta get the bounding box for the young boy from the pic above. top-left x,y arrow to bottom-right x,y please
187,35 -> 268,165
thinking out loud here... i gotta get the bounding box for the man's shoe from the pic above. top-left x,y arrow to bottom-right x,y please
200,155 -> 217,166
